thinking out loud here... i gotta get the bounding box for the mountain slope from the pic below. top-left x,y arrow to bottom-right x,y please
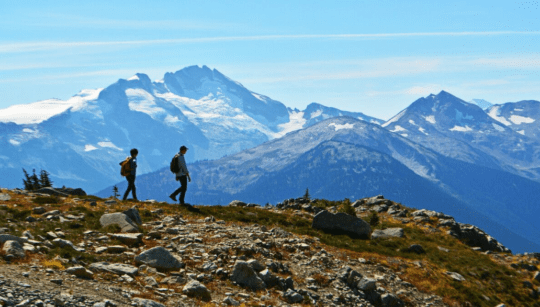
487,100 -> 540,139
382,91 -> 540,181
99,116 -> 540,253
0,66 -> 382,192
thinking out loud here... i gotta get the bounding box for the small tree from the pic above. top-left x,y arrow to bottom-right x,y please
368,210 -> 380,227
303,188 -> 311,200
30,169 -> 40,190
22,168 -> 33,190
39,169 -> 53,188
112,185 -> 120,199
339,198 -> 356,217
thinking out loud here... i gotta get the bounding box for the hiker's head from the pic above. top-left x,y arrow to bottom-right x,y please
180,145 -> 188,154
130,148 -> 139,157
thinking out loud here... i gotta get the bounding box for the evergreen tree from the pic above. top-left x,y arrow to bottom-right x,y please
22,168 -> 33,190
30,169 -> 40,191
303,187 -> 311,200
113,185 -> 120,199
39,170 -> 53,188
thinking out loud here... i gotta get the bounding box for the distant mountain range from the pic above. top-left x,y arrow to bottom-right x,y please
3,65 -> 540,253
0,66 -> 378,192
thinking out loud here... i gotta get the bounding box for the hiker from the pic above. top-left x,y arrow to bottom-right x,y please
122,148 -> 138,201
169,145 -> 191,206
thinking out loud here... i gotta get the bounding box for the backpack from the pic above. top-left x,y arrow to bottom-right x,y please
120,157 -> 132,177
170,154 -> 180,173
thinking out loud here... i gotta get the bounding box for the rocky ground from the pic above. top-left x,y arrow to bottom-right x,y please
1,189 -> 539,307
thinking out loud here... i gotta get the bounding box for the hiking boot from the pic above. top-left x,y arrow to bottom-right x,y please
169,194 -> 177,202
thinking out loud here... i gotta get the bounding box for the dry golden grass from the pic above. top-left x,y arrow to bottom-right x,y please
42,259 -> 65,270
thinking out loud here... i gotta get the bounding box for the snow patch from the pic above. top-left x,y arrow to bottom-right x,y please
514,108 -> 524,111
127,89 -> 166,118
9,139 -> 20,146
409,119 -> 416,126
418,127 -> 428,135
23,128 -> 35,133
450,125 -> 473,132
509,115 -> 535,125
517,130 -> 525,135
424,115 -> 436,124
0,98 -> 74,124
391,125 -> 407,133
382,109 -> 406,127
492,123 -> 505,132
277,110 -> 306,137
310,109 -> 323,119
98,141 -> 122,151
84,144 -> 98,152
400,134 -> 409,137
127,75 -> 140,81
329,123 -> 355,131
487,106 -> 511,126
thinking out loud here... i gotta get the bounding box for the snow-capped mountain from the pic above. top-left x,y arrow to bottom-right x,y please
487,100 -> 540,139
0,65 -> 382,192
99,116 -> 540,253
382,91 -> 540,181
469,98 -> 493,110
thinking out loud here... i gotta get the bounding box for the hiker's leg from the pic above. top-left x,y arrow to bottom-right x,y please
123,175 -> 135,200
179,176 -> 188,205
131,176 -> 137,200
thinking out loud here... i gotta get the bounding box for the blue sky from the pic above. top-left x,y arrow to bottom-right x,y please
1,0 -> 539,120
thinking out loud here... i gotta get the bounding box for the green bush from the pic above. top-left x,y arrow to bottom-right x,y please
368,210 -> 380,227
338,198 -> 356,217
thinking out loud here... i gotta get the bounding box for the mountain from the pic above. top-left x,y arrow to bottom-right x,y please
98,116 -> 540,253
0,66 -> 382,192
382,91 -> 540,181
469,98 -> 493,110
487,100 -> 540,139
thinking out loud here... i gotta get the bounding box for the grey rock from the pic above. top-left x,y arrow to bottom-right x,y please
89,262 -> 138,276
445,271 -> 465,282
258,269 -> 279,287
107,245 -> 127,253
247,259 -> 265,272
0,234 -> 27,244
371,228 -> 404,239
133,298 -> 166,307
228,200 -> 247,207
201,261 -> 218,271
135,246 -> 184,270
32,207 -> 46,214
144,276 -> 158,287
534,271 -> 540,282
99,212 -> 139,233
381,293 -> 403,307
123,206 -> 142,225
357,277 -> 377,291
0,193 -> 10,201
312,210 -> 371,238
34,187 -> 69,197
64,266 -> 94,279
283,289 -> 303,303
109,233 -> 143,246
230,260 -> 266,290
223,296 -> 240,306
182,279 -> 211,300
405,244 -> 425,254
2,240 -> 26,258
52,238 -> 84,252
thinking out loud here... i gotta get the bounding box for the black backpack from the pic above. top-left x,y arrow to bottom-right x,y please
170,154 -> 180,173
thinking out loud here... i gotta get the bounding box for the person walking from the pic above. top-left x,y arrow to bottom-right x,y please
169,145 -> 191,206
122,148 -> 138,201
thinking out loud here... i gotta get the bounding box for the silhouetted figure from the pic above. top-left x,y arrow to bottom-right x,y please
169,146 -> 191,206
123,148 -> 138,201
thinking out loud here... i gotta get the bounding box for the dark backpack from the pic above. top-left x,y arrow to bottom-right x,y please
120,157 -> 132,177
170,154 -> 180,173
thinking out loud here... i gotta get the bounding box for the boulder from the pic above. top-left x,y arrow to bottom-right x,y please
283,289 -> 303,303
405,244 -> 425,254
133,298 -> 166,307
52,238 -> 84,252
357,277 -> 377,291
381,293 -> 403,307
312,210 -> 371,238
371,228 -> 404,239
230,260 -> 266,291
0,193 -> 11,201
34,187 -> 69,197
0,234 -> 28,245
228,200 -> 247,207
134,246 -> 184,270
122,207 -> 142,225
65,266 -> 94,279
445,271 -> 465,282
2,240 -> 26,258
247,259 -> 265,272
89,262 -> 138,276
258,269 -> 279,287
182,280 -> 211,301
100,213 -> 139,233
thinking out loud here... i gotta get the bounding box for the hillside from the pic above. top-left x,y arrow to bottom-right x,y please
1,188 -> 540,306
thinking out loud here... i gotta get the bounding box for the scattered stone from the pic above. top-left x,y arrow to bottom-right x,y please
89,262 -> 139,276
283,289 -> 303,303
182,280 -> 211,301
64,266 -> 94,279
134,246 -> 185,270
133,298 -> 166,307
0,193 -> 11,201
122,206 -> 142,225
99,212 -> 139,233
2,240 -> 26,258
230,260 -> 266,291
445,271 -> 466,282
32,207 -> 46,214
371,228 -> 404,239
405,244 -> 426,254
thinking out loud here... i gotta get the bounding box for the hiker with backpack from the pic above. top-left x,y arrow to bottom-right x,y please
169,145 -> 192,207
120,148 -> 138,201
